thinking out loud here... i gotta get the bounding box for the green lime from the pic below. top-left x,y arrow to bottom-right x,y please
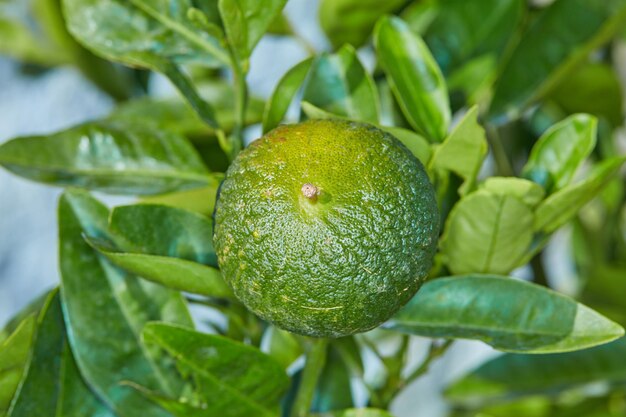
213,119 -> 439,338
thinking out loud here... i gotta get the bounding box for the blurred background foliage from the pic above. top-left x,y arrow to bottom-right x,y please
0,0 -> 626,416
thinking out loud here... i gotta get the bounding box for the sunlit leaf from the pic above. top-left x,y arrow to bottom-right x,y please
0,317 -> 35,414
7,291 -> 115,417
302,45 -> 379,124
0,121 -> 217,196
386,275 -> 624,353
440,191 -> 533,275
59,190 -> 192,417
133,322 -> 290,417
218,0 -> 288,59
478,178 -> 545,208
263,57 -> 314,133
522,114 -> 597,193
534,156 -> 626,233
62,0 -> 227,126
374,16 -> 450,142
428,106 -> 487,195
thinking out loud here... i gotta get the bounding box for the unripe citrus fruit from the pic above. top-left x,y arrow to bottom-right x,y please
213,120 -> 439,338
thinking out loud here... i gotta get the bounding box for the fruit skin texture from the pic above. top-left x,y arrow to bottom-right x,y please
213,119 -> 439,338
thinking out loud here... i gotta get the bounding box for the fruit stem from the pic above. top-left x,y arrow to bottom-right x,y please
290,338 -> 329,417
301,183 -> 319,200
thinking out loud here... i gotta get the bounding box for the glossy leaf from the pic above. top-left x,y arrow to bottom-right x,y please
447,338 -> 626,405
62,0 -> 225,127
478,178 -> 545,208
381,126 -> 432,165
550,63 -> 624,127
522,114 -> 597,193
109,204 -> 218,267
319,0 -> 407,49
440,191 -> 534,275
489,0 -> 626,122
374,16 -> 450,142
386,275 -> 624,353
261,326 -> 303,370
315,409 -> 396,417
90,243 -> 232,299
263,57 -> 314,133
140,185 -> 221,217
137,322 -> 290,417
7,291 -> 114,417
0,121 -> 217,196
312,347 -> 354,412
423,0 -> 522,73
218,0 -> 288,59
0,317 -> 35,414
110,84 -> 265,139
534,156 -> 626,233
109,99 -> 213,138
59,190 -> 192,417
302,45 -> 379,124
62,0 -> 228,66
428,106 -> 488,195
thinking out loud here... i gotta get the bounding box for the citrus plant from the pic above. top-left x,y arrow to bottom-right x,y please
1,1 -> 626,417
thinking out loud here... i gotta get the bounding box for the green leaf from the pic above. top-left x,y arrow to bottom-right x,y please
109,99 -> 213,139
263,57 -> 314,134
218,0 -> 287,59
447,338 -> 626,405
62,0 -> 228,66
302,45 -> 380,124
110,204 -> 218,267
261,326 -> 303,370
0,121 -> 217,196
489,0 -> 626,122
90,243 -> 232,299
374,16 -> 450,142
534,156 -> 626,233
0,15 -> 65,65
59,190 -> 192,417
428,106 -> 488,195
312,347 -> 354,412
62,0 -> 226,127
89,204 -> 233,298
440,191 -> 534,275
386,275 -> 624,353
140,185 -> 221,217
550,63 -> 624,127
0,317 -> 35,414
522,114 -> 598,193
479,178 -> 545,208
136,322 -> 290,417
423,0 -> 522,73
315,409 -> 396,417
319,0 -> 407,49
7,291 -> 114,417
57,343 -> 118,417
380,126 -> 432,165
446,54 -> 498,105
110,82 -> 265,139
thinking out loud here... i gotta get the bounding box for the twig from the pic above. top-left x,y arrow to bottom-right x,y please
290,338 -> 329,417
